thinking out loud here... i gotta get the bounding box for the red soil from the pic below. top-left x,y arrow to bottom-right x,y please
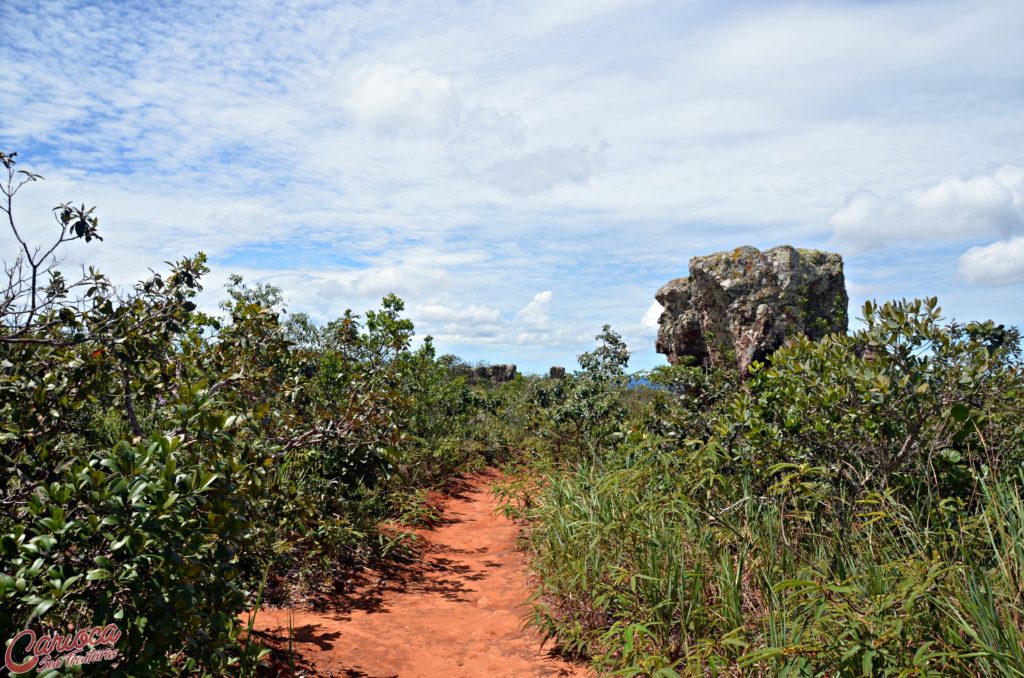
250,471 -> 591,678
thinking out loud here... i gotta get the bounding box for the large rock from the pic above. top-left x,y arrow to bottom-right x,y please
469,364 -> 517,384
655,246 -> 848,373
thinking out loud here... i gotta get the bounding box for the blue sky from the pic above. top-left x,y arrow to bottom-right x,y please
2,0 -> 1023,373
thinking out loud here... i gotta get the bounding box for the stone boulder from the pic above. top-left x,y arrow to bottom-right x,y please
549,366 -> 566,379
469,364 -> 518,384
655,245 -> 848,373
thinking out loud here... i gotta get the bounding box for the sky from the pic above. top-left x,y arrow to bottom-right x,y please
2,0 -> 1023,373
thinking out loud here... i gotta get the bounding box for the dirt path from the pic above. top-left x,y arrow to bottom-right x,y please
252,471 -> 591,677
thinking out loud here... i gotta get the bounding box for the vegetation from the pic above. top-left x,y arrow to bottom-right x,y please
3,151 -> 1023,675
502,300 -> 1024,676
0,153 -> 487,675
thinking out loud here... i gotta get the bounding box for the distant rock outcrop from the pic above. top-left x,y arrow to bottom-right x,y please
655,246 -> 848,373
469,364 -> 518,384
548,366 -> 566,379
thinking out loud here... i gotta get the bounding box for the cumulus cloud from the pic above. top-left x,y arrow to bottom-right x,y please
514,290 -> 553,329
343,63 -> 464,139
957,237 -> 1024,286
513,290 -> 587,347
829,166 -> 1024,251
828,166 -> 1024,288
641,301 -> 663,331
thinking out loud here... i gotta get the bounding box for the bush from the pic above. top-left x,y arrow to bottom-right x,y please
2,405 -> 273,673
0,152 -> 484,673
732,298 -> 1023,498
512,298 -> 1024,676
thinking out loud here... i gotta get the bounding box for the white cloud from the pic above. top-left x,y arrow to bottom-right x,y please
829,165 -> 1024,251
641,301 -> 663,330
2,0 -> 1024,370
958,237 -> 1024,286
343,63 -> 464,139
514,290 -> 553,330
510,291 -> 593,348
311,266 -> 451,301
488,143 -> 608,196
827,165 -> 1024,288
415,303 -> 501,324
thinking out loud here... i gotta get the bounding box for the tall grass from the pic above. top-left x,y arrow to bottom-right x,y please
517,457 -> 1024,676
504,301 -> 1024,675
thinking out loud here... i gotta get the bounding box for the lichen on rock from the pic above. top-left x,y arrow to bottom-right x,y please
655,245 -> 848,373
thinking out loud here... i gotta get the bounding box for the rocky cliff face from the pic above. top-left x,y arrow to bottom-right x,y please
469,364 -> 518,384
655,246 -> 848,373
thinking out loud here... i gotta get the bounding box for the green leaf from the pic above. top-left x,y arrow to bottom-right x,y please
32,598 -> 56,618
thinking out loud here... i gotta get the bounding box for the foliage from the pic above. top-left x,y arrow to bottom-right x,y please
508,299 -> 1024,676
525,325 -> 634,461
577,324 -> 630,381
0,153 -> 485,674
4,149 -> 1024,676
732,298 -> 1023,497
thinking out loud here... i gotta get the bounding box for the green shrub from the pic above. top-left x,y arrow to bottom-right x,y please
2,394 -> 273,674
513,298 -> 1024,676
732,298 -> 1023,499
1,152 -> 484,672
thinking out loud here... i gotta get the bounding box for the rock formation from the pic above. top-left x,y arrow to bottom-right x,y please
548,366 -> 566,379
469,364 -> 518,384
655,246 -> 848,373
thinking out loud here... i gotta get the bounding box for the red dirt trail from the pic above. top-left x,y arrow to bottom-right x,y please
251,471 -> 591,678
